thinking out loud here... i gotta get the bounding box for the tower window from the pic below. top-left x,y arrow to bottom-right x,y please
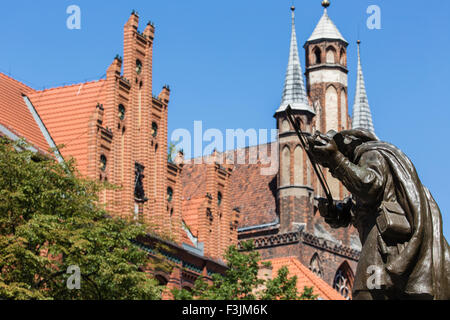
326,47 -> 336,64
151,122 -> 158,137
100,155 -> 107,171
118,104 -> 126,120
217,192 -> 222,206
136,59 -> 143,74
313,47 -> 322,64
167,187 -> 173,202
340,48 -> 347,65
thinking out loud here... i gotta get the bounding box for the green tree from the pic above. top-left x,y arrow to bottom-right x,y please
0,138 -> 164,300
172,241 -> 318,300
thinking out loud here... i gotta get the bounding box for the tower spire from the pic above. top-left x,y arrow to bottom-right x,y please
352,40 -> 375,134
277,6 -> 313,114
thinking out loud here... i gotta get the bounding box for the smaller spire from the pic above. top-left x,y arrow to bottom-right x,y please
277,6 -> 314,114
352,40 -> 376,135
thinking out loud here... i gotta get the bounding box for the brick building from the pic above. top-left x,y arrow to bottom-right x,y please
0,11 -> 232,294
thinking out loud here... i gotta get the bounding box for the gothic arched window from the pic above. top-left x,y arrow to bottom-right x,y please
118,104 -> 126,120
340,48 -> 347,65
333,261 -> 354,300
326,47 -> 336,64
217,191 -> 222,206
151,122 -> 158,138
281,146 -> 291,187
136,59 -> 143,75
294,146 -> 304,185
309,253 -> 323,278
99,155 -> 107,171
340,89 -> 347,130
281,120 -> 290,133
167,187 -> 173,203
313,47 -> 322,64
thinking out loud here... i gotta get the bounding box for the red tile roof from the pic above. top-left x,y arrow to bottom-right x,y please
180,144 -> 278,229
181,197 -> 205,237
229,145 -> 278,228
266,257 -> 345,300
28,80 -> 107,175
0,73 -> 50,152
181,162 -> 207,201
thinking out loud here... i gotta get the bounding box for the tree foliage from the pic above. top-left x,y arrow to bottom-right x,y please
0,138 -> 163,300
172,241 -> 318,300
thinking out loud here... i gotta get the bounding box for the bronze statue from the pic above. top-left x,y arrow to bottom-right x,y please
306,128 -> 450,300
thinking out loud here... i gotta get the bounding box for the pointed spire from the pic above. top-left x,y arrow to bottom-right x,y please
307,1 -> 347,43
352,40 -> 375,135
277,6 -> 314,114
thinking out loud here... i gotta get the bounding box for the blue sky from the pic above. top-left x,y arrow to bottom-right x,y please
1,0 -> 449,239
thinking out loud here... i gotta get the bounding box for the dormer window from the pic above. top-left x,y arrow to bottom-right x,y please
118,104 -> 126,120
136,59 -> 143,74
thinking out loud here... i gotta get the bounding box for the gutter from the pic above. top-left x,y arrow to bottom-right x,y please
237,216 -> 280,233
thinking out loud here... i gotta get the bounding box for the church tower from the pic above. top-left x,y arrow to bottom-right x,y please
304,0 -> 349,200
275,6 -> 315,233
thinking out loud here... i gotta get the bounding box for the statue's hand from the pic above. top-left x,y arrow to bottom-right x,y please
309,133 -> 338,168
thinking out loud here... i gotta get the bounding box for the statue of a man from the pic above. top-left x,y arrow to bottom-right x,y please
308,129 -> 449,300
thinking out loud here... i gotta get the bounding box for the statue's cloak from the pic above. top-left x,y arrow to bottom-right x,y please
354,141 -> 450,299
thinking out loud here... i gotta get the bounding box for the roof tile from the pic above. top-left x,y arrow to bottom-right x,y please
0,73 -> 50,152
266,256 -> 345,300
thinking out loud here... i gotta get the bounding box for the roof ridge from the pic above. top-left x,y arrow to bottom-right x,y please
33,78 -> 106,93
0,72 -> 35,92
183,142 -> 276,165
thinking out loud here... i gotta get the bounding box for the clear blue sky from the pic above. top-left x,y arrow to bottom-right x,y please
1,0 -> 449,239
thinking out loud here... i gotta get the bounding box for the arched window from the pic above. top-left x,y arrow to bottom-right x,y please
100,155 -> 107,171
281,120 -> 290,133
313,47 -> 322,64
151,122 -> 158,138
155,274 -> 168,286
340,48 -> 347,65
281,146 -> 291,187
217,191 -> 222,206
136,59 -> 143,74
118,104 -> 126,120
325,85 -> 338,132
333,261 -> 354,300
294,146 -> 304,185
326,47 -> 336,64
309,253 -> 323,278
340,90 -> 347,130
167,187 -> 173,202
